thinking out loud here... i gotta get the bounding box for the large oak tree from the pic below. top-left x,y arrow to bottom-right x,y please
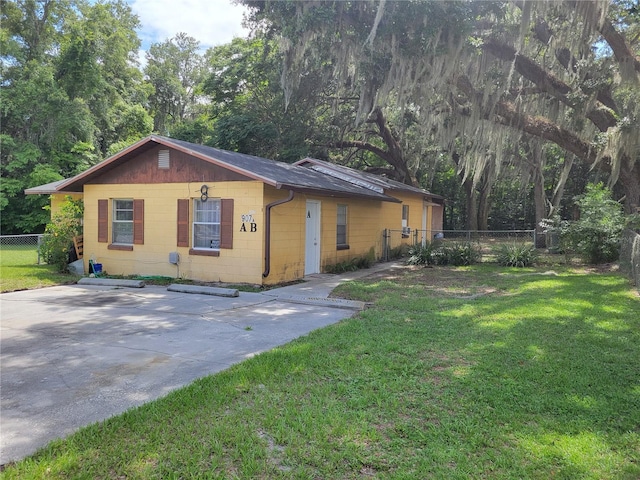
243,0 -> 640,221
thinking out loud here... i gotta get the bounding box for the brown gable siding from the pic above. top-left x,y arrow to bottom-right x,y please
90,146 -> 252,185
98,199 -> 108,243
177,199 -> 189,247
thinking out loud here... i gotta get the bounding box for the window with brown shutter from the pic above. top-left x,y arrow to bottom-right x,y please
98,199 -> 108,243
182,198 -> 234,256
133,199 -> 144,245
177,199 -> 189,247
220,199 -> 234,249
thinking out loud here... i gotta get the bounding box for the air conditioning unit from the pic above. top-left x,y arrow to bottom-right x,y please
402,226 -> 411,238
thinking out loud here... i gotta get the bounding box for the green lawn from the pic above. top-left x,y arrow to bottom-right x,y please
0,245 -> 79,292
2,265 -> 639,479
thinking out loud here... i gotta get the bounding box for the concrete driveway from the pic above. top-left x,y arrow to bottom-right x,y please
0,264 -> 398,466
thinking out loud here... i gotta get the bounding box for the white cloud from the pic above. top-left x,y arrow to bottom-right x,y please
129,0 -> 250,50
136,48 -> 147,69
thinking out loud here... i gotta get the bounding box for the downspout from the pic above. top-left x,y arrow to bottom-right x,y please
263,190 -> 295,278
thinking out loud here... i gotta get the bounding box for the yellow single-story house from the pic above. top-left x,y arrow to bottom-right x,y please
26,136 -> 443,285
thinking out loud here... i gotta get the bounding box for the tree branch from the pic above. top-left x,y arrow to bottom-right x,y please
531,16 -> 619,111
482,38 -> 617,131
565,0 -> 640,75
328,140 -> 392,163
454,74 -> 602,168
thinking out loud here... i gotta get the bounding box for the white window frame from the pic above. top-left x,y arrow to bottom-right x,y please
192,198 -> 221,250
112,199 -> 134,244
337,204 -> 348,248
402,204 -> 410,237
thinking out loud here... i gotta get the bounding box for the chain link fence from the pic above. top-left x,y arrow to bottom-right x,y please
0,234 -> 45,265
620,229 -> 640,289
381,229 -> 536,261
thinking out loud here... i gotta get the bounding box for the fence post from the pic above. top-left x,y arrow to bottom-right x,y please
37,234 -> 43,264
382,229 -> 388,262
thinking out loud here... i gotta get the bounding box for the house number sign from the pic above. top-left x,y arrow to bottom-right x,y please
240,211 -> 257,232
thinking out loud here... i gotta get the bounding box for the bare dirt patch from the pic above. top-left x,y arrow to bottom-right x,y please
361,265 -> 499,299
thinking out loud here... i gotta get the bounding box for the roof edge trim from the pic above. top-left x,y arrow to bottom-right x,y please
57,136 -> 154,191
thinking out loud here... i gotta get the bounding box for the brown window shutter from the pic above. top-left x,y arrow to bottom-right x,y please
177,199 -> 189,247
133,199 -> 144,245
220,199 -> 234,249
98,199 -> 108,243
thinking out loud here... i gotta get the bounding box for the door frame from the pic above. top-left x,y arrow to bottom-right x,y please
305,200 -> 321,275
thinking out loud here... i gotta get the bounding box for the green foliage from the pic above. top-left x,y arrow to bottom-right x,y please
407,241 -> 480,266
494,243 -> 539,267
388,244 -> 410,260
324,250 -> 375,274
202,36 -> 319,163
145,32 -> 206,135
324,260 -> 359,274
407,241 -> 441,266
1,0 -> 146,234
562,183 -> 625,264
441,242 -> 482,266
170,117 -> 213,145
40,197 -> 84,272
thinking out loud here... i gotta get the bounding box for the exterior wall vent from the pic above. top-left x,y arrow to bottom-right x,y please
158,149 -> 170,169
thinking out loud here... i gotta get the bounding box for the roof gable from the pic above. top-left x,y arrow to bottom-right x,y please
85,144 -> 252,185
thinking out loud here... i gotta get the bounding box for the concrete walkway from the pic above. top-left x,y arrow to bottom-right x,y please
0,262 -> 401,465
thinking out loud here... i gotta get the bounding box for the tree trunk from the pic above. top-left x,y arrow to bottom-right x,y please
367,107 -> 417,186
463,177 -> 479,231
478,182 -> 493,230
549,155 -> 574,218
532,165 -> 548,247
528,143 -> 547,247
452,152 -> 479,231
477,169 -> 494,231
619,159 -> 640,214
477,186 -> 491,231
329,107 -> 417,186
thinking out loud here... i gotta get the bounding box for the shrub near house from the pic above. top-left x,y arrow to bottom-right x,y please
561,183 -> 625,264
40,197 -> 84,272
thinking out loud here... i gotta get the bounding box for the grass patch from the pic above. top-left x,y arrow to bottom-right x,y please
0,246 -> 79,292
3,265 -> 639,478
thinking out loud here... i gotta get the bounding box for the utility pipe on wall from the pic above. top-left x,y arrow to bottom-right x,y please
263,190 -> 295,278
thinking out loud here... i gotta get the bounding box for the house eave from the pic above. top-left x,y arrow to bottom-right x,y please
24,179 -> 81,196
278,183 -> 402,203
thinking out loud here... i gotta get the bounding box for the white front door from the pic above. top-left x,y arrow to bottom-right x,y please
305,200 -> 321,275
